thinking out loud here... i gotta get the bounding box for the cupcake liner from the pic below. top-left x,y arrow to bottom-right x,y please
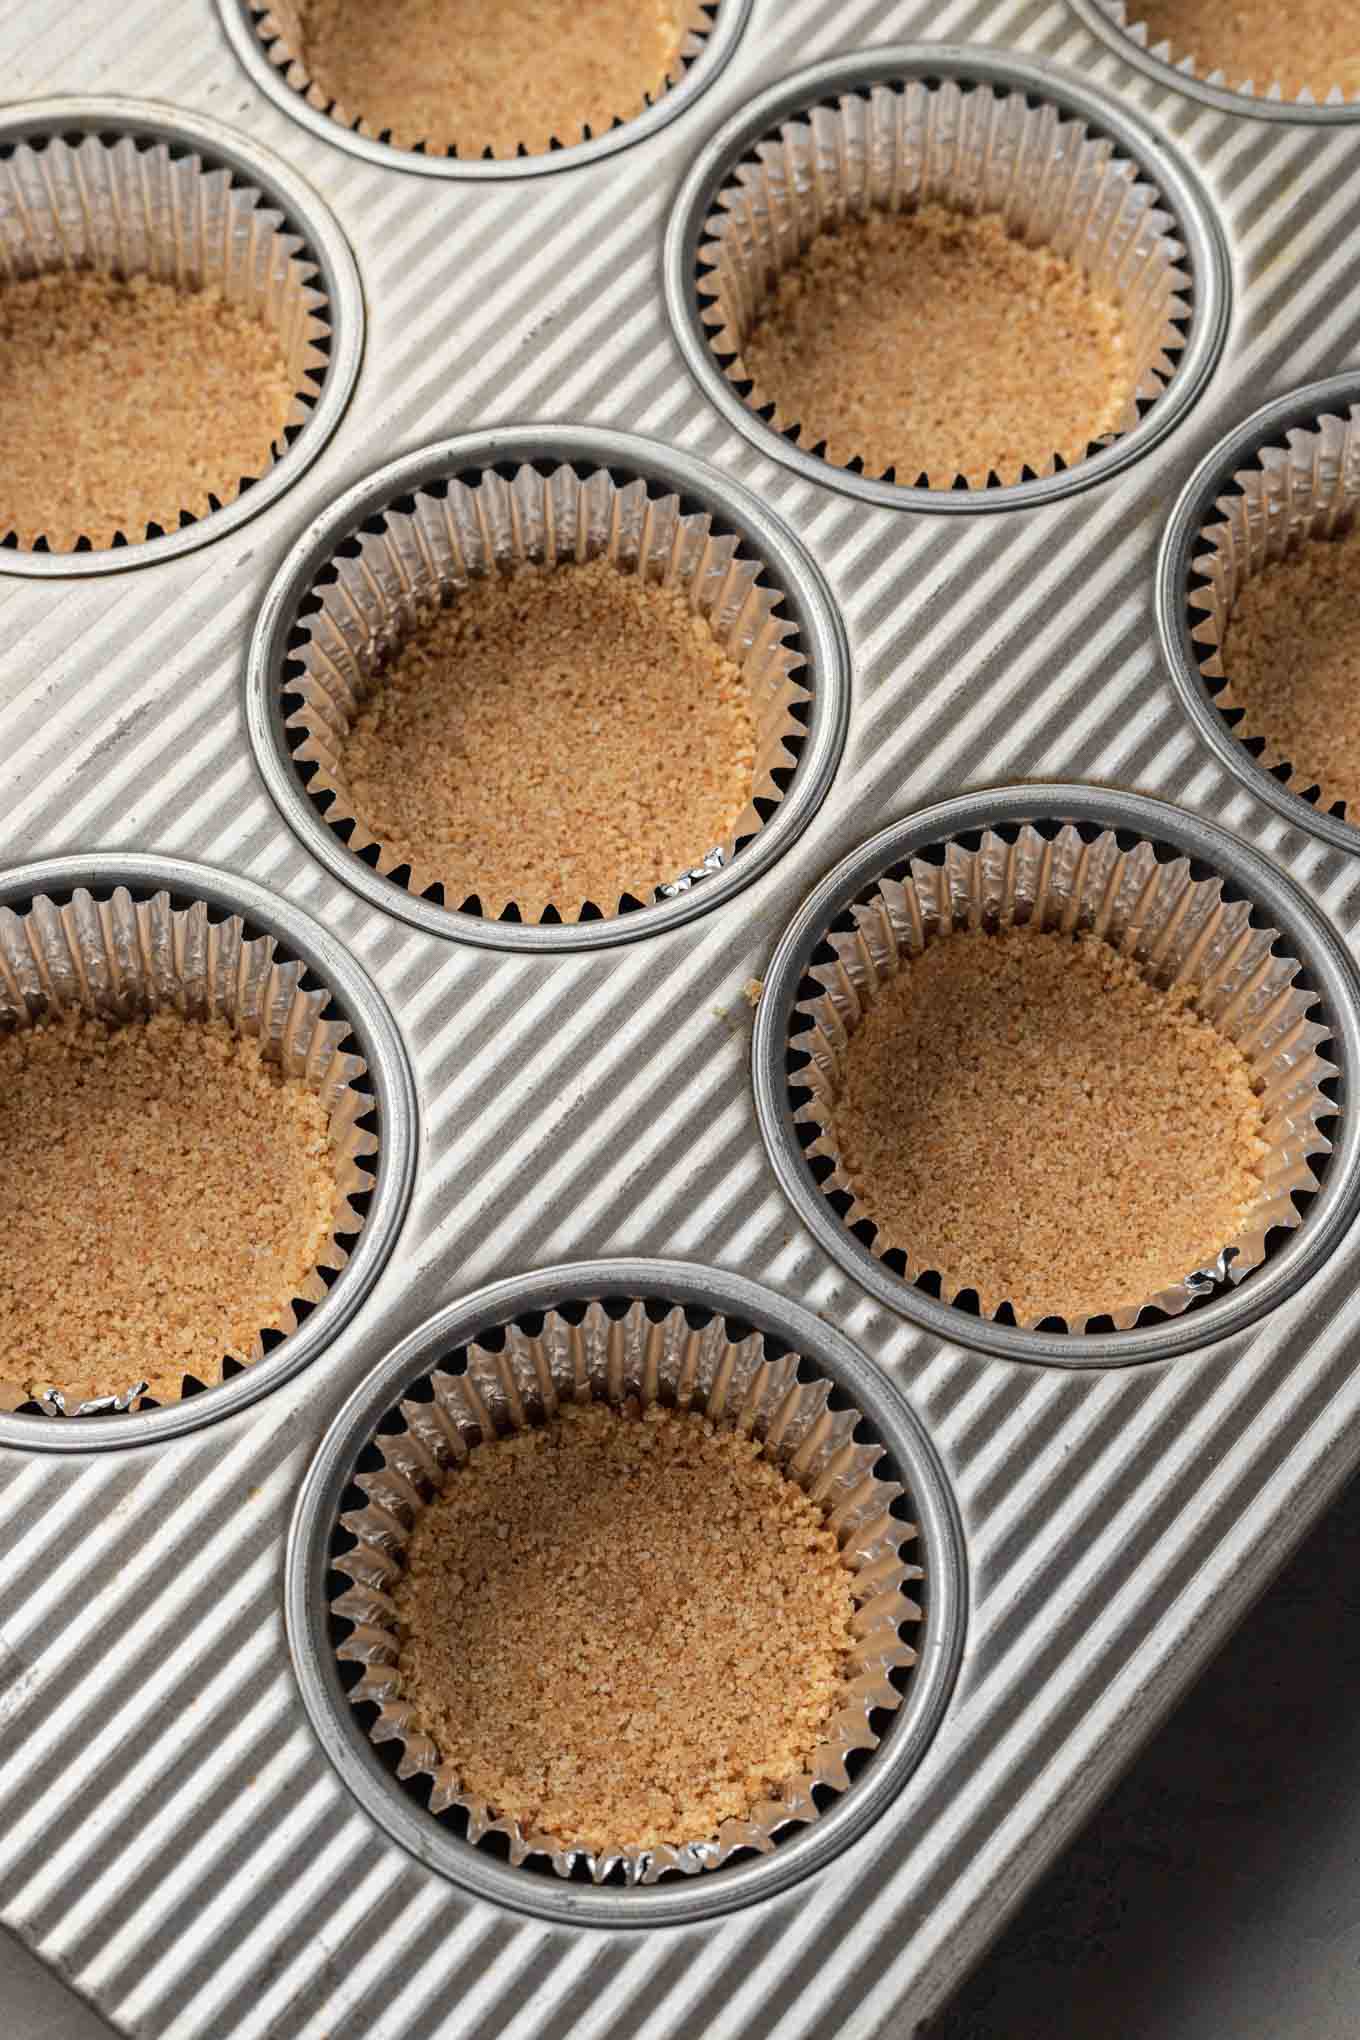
0,128 -> 331,554
1188,403 -> 1360,819
285,459 -> 809,923
789,822 -> 1334,1333
0,884 -> 376,1417
330,1295 -> 920,1884
699,75 -> 1190,490
1089,2 -> 1360,108
247,0 -> 717,159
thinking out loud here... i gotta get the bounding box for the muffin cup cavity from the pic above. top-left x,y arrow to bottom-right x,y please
0,131 -> 326,555
0,99 -> 361,576
1184,402 -> 1360,821
249,0 -> 717,158
789,822 -> 1331,1334
0,884 -> 375,1418
701,77 -> 1185,491
753,788 -> 1360,1367
251,428 -> 848,952
1083,1 -> 1360,113
665,49 -> 1229,513
286,460 -> 807,925
332,1295 -> 918,1884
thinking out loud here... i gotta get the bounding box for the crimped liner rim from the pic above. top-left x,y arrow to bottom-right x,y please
699,76 -> 1191,491
284,459 -> 810,925
0,885 -> 376,1418
248,0 -> 719,159
1190,403 -> 1360,823
1093,0 -> 1360,106
789,822 -> 1336,1333
0,129 -> 331,555
331,1296 -> 920,1884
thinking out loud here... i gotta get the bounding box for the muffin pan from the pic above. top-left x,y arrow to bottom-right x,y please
8,3 -> 1360,2037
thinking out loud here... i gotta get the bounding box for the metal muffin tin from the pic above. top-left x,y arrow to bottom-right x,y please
288,1259 -> 965,1928
9,3 -> 1360,2036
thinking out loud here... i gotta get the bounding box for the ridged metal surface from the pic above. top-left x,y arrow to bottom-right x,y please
4,1 -> 1360,2036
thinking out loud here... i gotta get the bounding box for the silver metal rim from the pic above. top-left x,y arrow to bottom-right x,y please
214,0 -> 753,180
286,1258 -> 966,1927
0,853 -> 418,1452
1159,374 -> 1360,858
663,45 -> 1231,516
0,96 -> 363,580
1066,0 -> 1360,124
246,425 -> 850,953
753,784 -> 1360,1368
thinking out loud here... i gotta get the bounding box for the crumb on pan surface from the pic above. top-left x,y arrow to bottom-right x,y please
1220,522 -> 1360,811
831,928 -> 1267,1324
297,0 -> 688,156
0,1013 -> 337,1408
737,206 -> 1132,488
0,271 -> 293,552
335,556 -> 756,918
1132,0 -> 1360,98
392,1401 -> 858,1853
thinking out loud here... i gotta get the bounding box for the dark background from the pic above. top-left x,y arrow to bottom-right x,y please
9,1467 -> 1360,2038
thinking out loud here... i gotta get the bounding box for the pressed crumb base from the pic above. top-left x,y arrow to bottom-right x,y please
1221,523 -> 1360,812
393,1402 -> 857,1853
335,558 -> 757,918
0,271 -> 294,552
1133,0 -> 1360,99
0,1014 -> 337,1408
737,206 -> 1132,488
831,929 -> 1267,1325
298,0 -> 688,156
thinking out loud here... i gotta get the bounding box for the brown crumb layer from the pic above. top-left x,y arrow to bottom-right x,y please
394,1402 -> 857,1853
831,929 -> 1267,1324
1221,523 -> 1360,810
738,205 -> 1132,488
298,0 -> 687,156
0,270 -> 293,551
1134,1 -> 1360,99
335,558 -> 756,917
0,1014 -> 337,1407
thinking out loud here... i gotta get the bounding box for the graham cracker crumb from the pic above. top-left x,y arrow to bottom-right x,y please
831,929 -> 1267,1324
0,1014 -> 338,1407
744,977 -> 764,1006
335,557 -> 756,917
1135,1 -> 1360,99
393,1402 -> 857,1853
0,270 -> 293,552
1221,523 -> 1360,810
299,0 -> 688,156
738,206 -> 1132,488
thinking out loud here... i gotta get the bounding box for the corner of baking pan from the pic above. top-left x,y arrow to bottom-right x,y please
285,1257 -> 967,1927
662,42 -> 1232,515
752,782 -> 1360,1368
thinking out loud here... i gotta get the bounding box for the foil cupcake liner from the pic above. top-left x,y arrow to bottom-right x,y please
1185,402 -> 1360,822
330,1294 -> 921,1885
247,0 -> 718,159
698,71 -> 1190,492
787,821 -> 1334,1335
0,125 -> 331,556
0,883 -> 376,1418
1087,1 -> 1360,110
285,458 -> 810,925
